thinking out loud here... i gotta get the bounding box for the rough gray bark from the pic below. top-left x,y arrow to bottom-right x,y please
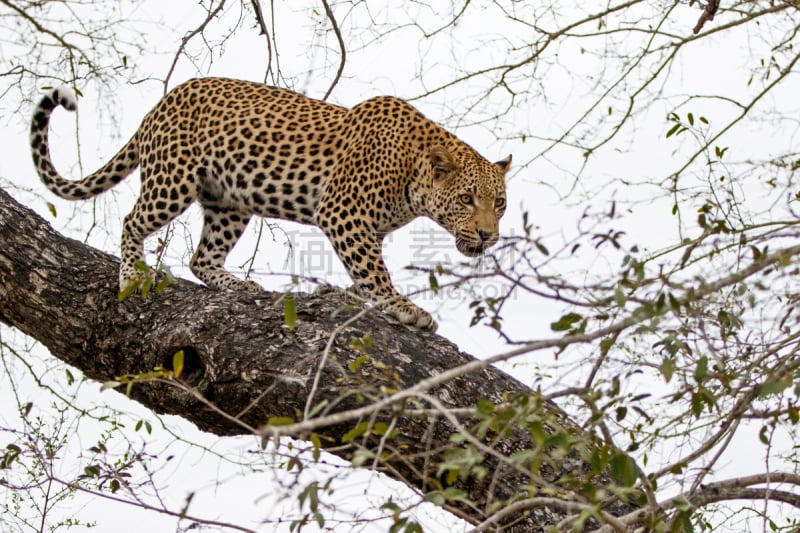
0,188 -> 635,531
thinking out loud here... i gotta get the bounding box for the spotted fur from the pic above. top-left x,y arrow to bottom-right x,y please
30,78 -> 511,330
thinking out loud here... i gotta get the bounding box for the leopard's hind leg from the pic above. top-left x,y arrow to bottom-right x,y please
189,205 -> 261,292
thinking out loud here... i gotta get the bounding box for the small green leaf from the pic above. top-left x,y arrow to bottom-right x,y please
351,448 -> 375,467
425,492 -> 445,506
117,282 -> 138,302
759,425 -> 770,445
381,501 -> 402,512
306,399 -> 329,419
373,422 -> 393,436
669,463 -> 686,475
442,487 -> 470,503
691,392 -> 704,417
156,274 -> 172,293
140,275 -> 153,298
600,336 -> 616,355
759,378 -> 790,398
665,123 -> 681,138
788,405 -> 799,425
284,293 -> 297,331
609,452 -> 638,487
342,421 -> 369,443
1,444 -> 22,469
428,272 -> 439,292
660,358 -> 675,382
348,355 -> 369,372
476,398 -> 494,416
286,457 -> 304,476
673,497 -> 692,511
545,430 -> 570,450
694,356 -> 708,383
47,202 -> 57,217
267,416 -> 295,426
310,433 -> 322,461
668,293 -> 681,312
687,112 -> 694,126
614,287 -> 627,307
550,312 -> 583,332
172,350 -> 184,378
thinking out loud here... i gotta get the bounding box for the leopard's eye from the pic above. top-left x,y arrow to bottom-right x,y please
494,197 -> 506,209
459,193 -> 473,205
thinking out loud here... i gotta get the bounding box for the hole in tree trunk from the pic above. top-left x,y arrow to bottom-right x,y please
164,346 -> 205,386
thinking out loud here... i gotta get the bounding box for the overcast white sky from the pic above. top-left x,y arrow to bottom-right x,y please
2,1 -> 799,531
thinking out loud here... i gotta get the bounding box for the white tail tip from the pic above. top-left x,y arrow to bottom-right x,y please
51,85 -> 78,111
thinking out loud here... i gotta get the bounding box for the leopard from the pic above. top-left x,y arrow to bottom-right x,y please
29,77 -> 511,331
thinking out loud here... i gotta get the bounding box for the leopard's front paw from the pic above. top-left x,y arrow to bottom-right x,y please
386,299 -> 438,332
227,278 -> 263,293
119,266 -> 155,298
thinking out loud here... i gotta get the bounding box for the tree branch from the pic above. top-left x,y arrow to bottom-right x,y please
0,188 -> 636,530
692,0 -> 720,34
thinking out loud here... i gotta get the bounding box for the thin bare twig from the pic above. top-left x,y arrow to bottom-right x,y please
51,476 -> 257,533
248,0 -> 274,83
163,0 -> 228,92
320,0 -> 346,100
250,0 -> 268,35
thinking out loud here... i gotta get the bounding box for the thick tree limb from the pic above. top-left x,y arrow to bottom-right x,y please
0,188 -> 635,531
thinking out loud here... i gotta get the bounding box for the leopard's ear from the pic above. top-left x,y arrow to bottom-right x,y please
430,145 -> 456,185
494,154 -> 512,176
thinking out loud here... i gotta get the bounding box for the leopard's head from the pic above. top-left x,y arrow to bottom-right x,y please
426,145 -> 511,257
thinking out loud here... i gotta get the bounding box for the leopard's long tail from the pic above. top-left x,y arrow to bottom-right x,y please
29,86 -> 139,200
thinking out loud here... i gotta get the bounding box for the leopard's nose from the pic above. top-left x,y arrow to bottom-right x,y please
477,228 -> 493,243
